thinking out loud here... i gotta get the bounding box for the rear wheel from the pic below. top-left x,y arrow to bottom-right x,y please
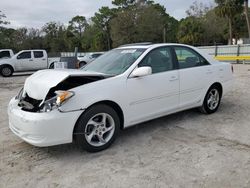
74,104 -> 120,152
0,65 -> 13,77
200,85 -> 222,114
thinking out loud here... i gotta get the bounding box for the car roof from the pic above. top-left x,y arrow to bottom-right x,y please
0,49 -> 13,51
117,43 -> 197,49
116,43 -> 220,65
23,49 -> 45,51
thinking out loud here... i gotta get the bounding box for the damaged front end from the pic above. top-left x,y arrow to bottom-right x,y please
17,75 -> 106,113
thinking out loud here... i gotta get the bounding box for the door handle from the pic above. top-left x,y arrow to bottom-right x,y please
42,58 -> 46,60
29,59 -> 33,61
169,76 -> 178,81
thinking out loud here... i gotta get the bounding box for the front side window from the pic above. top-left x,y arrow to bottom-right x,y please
17,52 -> 31,59
138,47 -> 174,74
34,51 -> 44,58
82,48 -> 145,75
174,46 -> 209,69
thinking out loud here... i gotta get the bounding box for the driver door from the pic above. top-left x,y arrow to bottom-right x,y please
16,51 -> 35,71
126,47 -> 179,125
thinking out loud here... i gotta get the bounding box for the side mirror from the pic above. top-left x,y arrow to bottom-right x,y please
130,66 -> 152,78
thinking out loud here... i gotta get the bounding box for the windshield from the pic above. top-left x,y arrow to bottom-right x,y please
81,48 -> 145,75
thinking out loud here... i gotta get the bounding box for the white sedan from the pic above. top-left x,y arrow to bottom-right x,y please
8,43 -> 233,152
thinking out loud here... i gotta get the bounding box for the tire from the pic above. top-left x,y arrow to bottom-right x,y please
79,61 -> 86,68
200,85 -> 222,114
0,65 -> 13,77
49,63 -> 54,69
74,104 -> 120,152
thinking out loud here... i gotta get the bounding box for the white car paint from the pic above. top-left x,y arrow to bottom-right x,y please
0,49 -> 49,73
8,43 -> 233,147
24,69 -> 105,100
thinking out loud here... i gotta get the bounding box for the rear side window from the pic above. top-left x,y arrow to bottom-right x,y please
34,51 -> 44,58
17,52 -> 31,59
174,46 -> 209,69
0,51 -> 11,58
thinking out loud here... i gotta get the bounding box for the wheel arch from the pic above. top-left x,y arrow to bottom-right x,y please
209,82 -> 223,96
73,100 -> 124,137
79,61 -> 87,64
49,62 -> 55,69
0,64 -> 14,71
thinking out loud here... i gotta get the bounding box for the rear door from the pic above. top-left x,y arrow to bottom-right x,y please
173,46 -> 213,108
33,51 -> 47,70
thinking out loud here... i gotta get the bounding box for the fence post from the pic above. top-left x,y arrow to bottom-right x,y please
215,44 -> 218,57
237,44 -> 240,64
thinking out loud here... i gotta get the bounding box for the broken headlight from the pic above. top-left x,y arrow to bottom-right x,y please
41,91 -> 74,112
15,88 -> 24,100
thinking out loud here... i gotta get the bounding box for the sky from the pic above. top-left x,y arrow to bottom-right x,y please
1,0 -> 214,29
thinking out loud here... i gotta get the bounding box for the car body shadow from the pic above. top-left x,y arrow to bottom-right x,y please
35,108 -> 200,156
19,100 -> 234,159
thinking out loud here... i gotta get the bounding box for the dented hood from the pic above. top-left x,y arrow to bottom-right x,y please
23,69 -> 105,100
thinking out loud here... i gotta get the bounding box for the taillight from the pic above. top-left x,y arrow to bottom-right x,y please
231,64 -> 234,73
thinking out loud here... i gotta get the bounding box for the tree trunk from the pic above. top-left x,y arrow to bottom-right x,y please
244,0 -> 250,38
228,17 -> 233,45
107,27 -> 111,50
163,27 -> 166,43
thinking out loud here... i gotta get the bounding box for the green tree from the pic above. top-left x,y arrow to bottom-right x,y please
42,22 -> 60,37
0,27 -> 15,49
184,1 -> 228,45
92,7 -> 115,50
203,9 -> 228,45
68,16 -> 88,39
135,5 -> 165,42
233,10 -> 249,40
215,0 -> 244,44
42,22 -> 68,53
110,8 -> 137,46
110,2 -> 170,47
244,0 -> 250,38
177,17 -> 204,45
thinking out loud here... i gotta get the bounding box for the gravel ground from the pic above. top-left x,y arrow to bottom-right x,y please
0,65 -> 250,188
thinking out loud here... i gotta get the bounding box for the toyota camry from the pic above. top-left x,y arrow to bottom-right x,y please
8,43 -> 233,152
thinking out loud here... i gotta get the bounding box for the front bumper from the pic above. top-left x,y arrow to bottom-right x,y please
8,97 -> 82,147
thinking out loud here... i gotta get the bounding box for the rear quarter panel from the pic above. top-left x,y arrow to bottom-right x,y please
207,62 -> 233,96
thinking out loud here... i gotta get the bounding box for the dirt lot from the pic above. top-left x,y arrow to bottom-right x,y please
0,65 -> 250,188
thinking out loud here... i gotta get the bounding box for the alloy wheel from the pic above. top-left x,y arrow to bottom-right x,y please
84,113 -> 115,147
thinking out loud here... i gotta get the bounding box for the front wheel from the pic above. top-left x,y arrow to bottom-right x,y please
74,104 -> 120,152
200,85 -> 222,114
